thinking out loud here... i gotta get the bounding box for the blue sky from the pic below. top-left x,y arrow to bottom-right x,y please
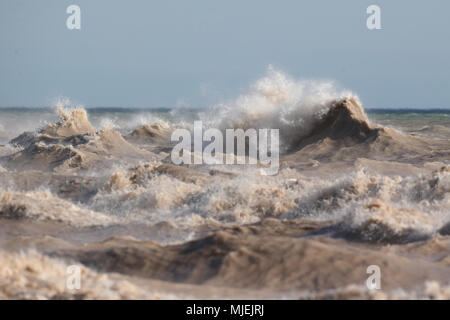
1,0 -> 449,108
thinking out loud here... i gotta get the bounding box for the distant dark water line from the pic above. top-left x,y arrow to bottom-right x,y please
366,109 -> 450,114
0,107 -> 174,113
0,107 -> 449,115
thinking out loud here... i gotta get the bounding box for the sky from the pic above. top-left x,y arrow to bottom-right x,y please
0,0 -> 449,108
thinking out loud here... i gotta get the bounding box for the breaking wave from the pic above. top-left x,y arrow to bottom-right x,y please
200,66 -> 359,152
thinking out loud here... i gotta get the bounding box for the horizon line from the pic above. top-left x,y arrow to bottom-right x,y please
0,106 -> 450,112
